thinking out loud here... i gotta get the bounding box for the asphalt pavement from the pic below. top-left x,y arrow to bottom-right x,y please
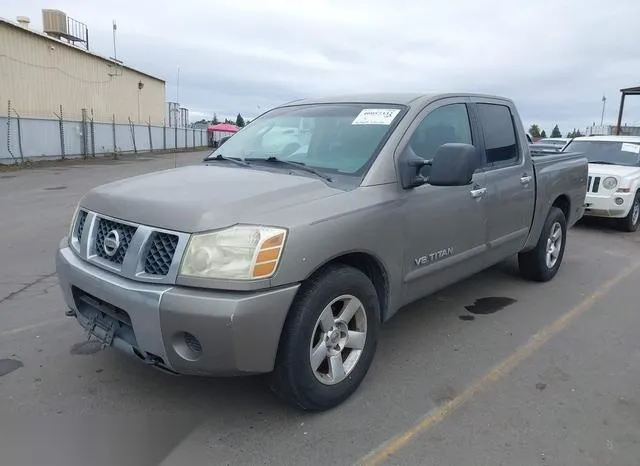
1,151 -> 640,466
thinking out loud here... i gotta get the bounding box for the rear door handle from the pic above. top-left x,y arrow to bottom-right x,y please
520,175 -> 533,185
470,187 -> 487,199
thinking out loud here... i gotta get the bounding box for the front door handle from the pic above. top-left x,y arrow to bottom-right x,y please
520,175 -> 533,185
470,187 -> 487,199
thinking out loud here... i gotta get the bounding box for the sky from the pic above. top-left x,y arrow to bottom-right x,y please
4,0 -> 640,134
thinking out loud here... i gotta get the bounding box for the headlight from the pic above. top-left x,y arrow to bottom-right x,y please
603,177 -> 617,190
180,225 -> 287,280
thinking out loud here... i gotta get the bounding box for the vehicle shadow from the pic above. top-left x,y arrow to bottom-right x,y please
574,216 -> 619,232
572,217 -> 640,246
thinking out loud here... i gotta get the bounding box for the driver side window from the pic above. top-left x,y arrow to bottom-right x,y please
408,104 -> 473,165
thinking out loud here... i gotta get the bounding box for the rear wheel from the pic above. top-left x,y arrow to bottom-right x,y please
269,264 -> 380,411
518,207 -> 567,282
617,192 -> 640,232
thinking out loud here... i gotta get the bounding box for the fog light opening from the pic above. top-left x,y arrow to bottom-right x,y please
172,331 -> 203,361
615,197 -> 624,205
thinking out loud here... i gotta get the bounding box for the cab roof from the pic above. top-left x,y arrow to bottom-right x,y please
280,92 -> 512,107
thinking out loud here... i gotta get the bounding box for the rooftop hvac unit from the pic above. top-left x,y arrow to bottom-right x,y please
42,9 -> 68,36
42,9 -> 89,49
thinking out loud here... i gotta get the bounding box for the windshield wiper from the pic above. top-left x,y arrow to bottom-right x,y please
205,154 -> 251,167
244,156 -> 333,182
589,160 -> 617,165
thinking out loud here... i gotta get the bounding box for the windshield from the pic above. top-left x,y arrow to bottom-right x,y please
206,103 -> 405,176
563,140 -> 640,166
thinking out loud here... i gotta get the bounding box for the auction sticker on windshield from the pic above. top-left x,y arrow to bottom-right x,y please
352,108 -> 401,125
621,142 -> 640,154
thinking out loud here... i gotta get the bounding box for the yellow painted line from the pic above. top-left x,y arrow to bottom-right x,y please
356,262 -> 640,466
0,318 -> 67,337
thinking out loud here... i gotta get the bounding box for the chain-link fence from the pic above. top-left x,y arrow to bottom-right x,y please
1,101 -> 208,164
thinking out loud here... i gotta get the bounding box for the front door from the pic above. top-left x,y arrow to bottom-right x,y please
399,99 -> 489,305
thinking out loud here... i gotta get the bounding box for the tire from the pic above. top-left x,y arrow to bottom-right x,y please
518,207 -> 567,282
617,192 -> 640,232
269,264 -> 380,411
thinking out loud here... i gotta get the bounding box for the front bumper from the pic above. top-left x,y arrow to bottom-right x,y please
56,244 -> 300,376
584,192 -> 634,219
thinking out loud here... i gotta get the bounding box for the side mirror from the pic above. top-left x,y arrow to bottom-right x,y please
428,143 -> 478,186
399,143 -> 478,189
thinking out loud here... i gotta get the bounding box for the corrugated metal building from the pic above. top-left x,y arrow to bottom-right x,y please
0,14 -> 166,125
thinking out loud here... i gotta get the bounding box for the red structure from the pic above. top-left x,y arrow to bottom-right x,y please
207,123 -> 240,146
207,123 -> 240,133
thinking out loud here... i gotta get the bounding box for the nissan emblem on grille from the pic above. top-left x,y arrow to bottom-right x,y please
103,230 -> 121,257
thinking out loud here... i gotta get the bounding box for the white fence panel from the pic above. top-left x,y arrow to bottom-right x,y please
1,114 -> 210,163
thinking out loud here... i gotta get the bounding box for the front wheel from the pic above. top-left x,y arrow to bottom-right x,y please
269,264 -> 380,411
518,207 -> 567,282
617,192 -> 640,232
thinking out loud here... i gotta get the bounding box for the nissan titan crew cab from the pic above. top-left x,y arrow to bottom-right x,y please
56,93 -> 588,411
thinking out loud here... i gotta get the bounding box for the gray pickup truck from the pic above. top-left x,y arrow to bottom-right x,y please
56,93 -> 587,411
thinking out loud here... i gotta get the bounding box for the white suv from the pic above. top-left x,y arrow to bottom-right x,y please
563,135 -> 640,231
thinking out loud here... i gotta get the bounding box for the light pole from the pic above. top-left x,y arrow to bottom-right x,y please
600,95 -> 606,126
137,80 -> 144,123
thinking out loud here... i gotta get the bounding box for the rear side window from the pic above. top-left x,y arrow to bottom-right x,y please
477,103 -> 519,165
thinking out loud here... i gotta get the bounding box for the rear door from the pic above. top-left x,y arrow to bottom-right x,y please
471,99 -> 535,255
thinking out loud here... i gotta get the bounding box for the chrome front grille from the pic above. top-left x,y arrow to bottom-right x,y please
70,209 -> 189,284
144,232 -> 179,276
95,218 -> 137,264
76,210 -> 88,241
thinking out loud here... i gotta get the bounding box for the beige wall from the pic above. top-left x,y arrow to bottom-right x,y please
0,22 -> 166,125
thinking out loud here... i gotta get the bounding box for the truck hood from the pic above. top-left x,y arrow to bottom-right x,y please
588,163 -> 640,179
80,165 -> 343,232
